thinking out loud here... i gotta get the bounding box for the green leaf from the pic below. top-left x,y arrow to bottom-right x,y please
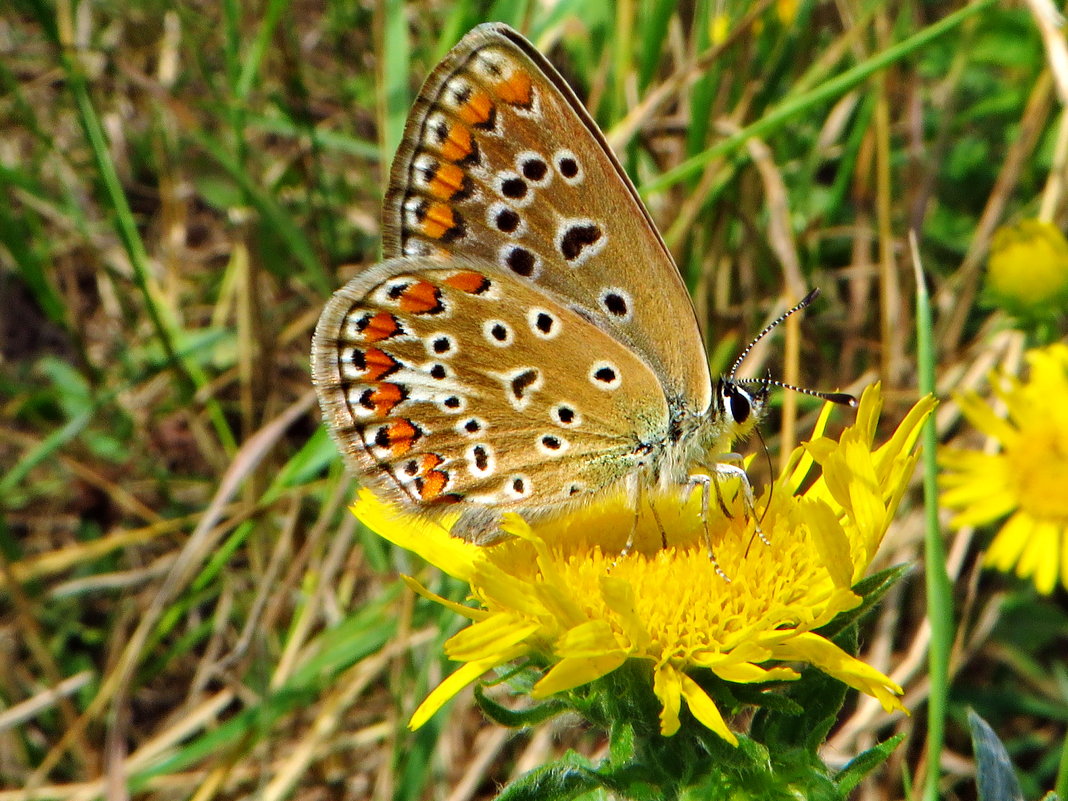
495,754 -> 605,801
607,720 -> 637,766
473,684 -> 568,729
836,734 -> 905,795
969,709 -> 1026,801
818,563 -> 912,639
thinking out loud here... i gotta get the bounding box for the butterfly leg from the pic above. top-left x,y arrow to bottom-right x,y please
685,474 -> 729,581
709,462 -> 770,547
618,472 -> 643,561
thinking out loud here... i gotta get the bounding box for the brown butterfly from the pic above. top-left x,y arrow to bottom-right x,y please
312,23 -> 853,554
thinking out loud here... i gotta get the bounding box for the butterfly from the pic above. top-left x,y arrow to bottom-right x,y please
311,23 -> 853,557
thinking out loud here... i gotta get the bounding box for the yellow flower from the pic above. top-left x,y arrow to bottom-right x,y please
776,0 -> 800,25
986,220 -> 1068,315
709,13 -> 731,45
357,385 -> 934,744
941,343 -> 1068,594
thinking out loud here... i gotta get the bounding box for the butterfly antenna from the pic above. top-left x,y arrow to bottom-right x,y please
737,377 -> 856,407
728,288 -> 821,379
729,288 -> 857,407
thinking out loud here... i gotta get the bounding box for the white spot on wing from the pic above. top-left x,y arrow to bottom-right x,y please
599,287 -> 633,322
425,333 -> 457,357
555,217 -> 606,267
482,319 -> 515,347
516,151 -> 552,187
504,474 -> 532,499
536,433 -> 570,456
554,148 -> 584,184
551,403 -> 582,428
493,367 -> 543,411
527,307 -> 560,340
466,443 -> 496,477
589,361 -> 622,390
456,417 -> 487,438
486,201 -> 526,236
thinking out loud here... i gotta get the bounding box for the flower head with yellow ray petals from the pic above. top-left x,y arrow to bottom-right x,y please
357,384 -> 933,744
941,343 -> 1068,594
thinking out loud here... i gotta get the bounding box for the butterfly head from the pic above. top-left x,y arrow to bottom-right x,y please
714,376 -> 769,442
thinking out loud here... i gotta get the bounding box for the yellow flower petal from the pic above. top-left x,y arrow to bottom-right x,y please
1015,520 -> 1060,594
653,662 -> 683,736
534,653 -> 629,697
445,615 -> 540,663
554,619 -> 625,656
680,672 -> 737,745
409,650 -> 523,730
803,498 -> 854,588
353,490 -> 478,582
712,662 -> 800,684
772,632 -> 905,712
956,390 -> 1019,446
984,513 -> 1034,571
399,575 -> 488,621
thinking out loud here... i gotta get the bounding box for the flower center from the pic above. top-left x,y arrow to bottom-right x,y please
1006,423 -> 1068,523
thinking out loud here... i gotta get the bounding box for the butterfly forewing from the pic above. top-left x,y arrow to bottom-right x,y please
382,23 -> 712,416
312,257 -> 670,514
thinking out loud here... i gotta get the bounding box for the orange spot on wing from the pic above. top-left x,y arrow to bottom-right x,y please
369,383 -> 406,415
443,271 -> 490,294
363,311 -> 401,342
427,163 -> 466,199
364,348 -> 400,380
399,281 -> 443,314
418,469 -> 449,500
457,91 -> 494,126
419,453 -> 443,473
439,124 -> 473,162
496,71 -> 533,107
386,419 -> 420,456
420,202 -> 458,239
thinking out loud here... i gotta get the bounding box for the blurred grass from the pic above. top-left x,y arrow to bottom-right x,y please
1,1 -> 1066,799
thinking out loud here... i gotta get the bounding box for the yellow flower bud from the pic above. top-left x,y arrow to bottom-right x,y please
986,220 -> 1068,315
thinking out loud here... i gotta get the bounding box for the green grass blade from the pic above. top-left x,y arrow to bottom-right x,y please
641,0 -> 999,197
378,0 -> 410,179
912,234 -> 953,801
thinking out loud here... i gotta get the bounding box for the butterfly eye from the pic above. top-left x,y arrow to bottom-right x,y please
728,387 -> 751,424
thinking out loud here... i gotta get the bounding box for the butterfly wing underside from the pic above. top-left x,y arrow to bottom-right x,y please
381,23 -> 712,416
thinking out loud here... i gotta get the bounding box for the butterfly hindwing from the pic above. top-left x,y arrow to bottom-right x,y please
312,257 -> 671,513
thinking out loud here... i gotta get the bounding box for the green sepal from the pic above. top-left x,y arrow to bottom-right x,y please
835,733 -> 906,795
968,708 -> 1026,801
473,684 -> 568,729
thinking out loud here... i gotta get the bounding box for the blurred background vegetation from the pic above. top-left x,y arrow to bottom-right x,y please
1,0 -> 1066,798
